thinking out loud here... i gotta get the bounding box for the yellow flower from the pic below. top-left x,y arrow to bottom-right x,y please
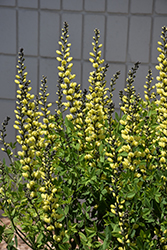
22,165 -> 30,171
15,79 -> 20,84
47,225 -> 54,231
89,58 -> 94,63
68,88 -> 75,94
93,63 -> 98,68
56,50 -> 62,55
44,217 -> 51,224
67,57 -> 73,62
13,124 -> 20,130
56,57 -> 62,61
70,107 -> 76,113
39,187 -> 46,193
66,95 -> 73,101
52,188 -> 57,193
66,114 -> 73,120
22,173 -> 29,178
64,77 -> 70,83
111,209 -> 116,214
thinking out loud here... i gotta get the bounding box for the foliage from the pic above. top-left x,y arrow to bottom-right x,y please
0,22 -> 167,249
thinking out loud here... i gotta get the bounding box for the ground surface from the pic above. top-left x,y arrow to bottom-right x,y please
0,217 -> 32,250
0,217 -> 103,249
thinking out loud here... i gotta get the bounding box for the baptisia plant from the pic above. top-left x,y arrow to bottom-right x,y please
0,22 -> 167,250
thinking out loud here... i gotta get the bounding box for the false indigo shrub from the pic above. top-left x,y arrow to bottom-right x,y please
0,22 -> 167,250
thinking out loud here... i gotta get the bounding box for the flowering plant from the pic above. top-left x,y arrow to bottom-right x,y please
0,22 -> 167,250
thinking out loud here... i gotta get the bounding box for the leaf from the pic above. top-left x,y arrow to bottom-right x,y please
136,236 -> 144,249
0,225 -> 5,242
99,144 -> 103,154
79,232 -> 87,243
115,112 -> 120,121
65,117 -> 74,130
75,143 -> 80,150
64,206 -> 69,215
36,232 -> 43,246
126,191 -> 136,199
100,156 -> 104,162
11,209 -> 16,217
14,235 -> 18,248
118,152 -> 128,157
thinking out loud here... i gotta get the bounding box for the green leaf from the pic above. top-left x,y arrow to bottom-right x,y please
11,209 -> 16,217
75,143 -> 80,150
14,235 -> 18,248
100,156 -> 104,162
136,236 -> 144,249
126,191 -> 136,199
115,112 -> 120,121
79,232 -> 87,243
65,117 -> 74,130
99,144 -> 103,154
0,225 -> 5,242
36,232 -> 43,245
118,152 -> 128,157
64,206 -> 69,215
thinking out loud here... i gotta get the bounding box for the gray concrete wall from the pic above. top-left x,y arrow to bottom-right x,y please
0,0 -> 167,162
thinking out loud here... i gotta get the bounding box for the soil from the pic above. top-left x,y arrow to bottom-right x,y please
0,217 -> 32,250
0,217 -> 103,250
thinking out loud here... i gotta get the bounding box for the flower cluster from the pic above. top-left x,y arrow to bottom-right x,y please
56,21 -> 82,121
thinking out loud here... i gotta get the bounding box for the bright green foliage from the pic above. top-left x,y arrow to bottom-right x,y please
0,22 -> 167,249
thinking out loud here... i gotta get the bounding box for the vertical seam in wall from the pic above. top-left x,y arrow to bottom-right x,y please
103,0 -> 107,67
149,0 -> 155,69
60,0 -> 63,33
37,0 -> 40,95
125,0 -> 131,89
81,0 -> 85,89
15,0 -> 18,141
150,0 -> 156,71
